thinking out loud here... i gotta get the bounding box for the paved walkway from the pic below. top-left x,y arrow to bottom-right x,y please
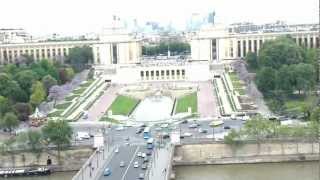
197,82 -> 219,118
148,145 -> 172,180
86,85 -> 120,122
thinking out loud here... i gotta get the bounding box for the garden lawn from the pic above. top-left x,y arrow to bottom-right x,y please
107,95 -> 139,116
47,110 -> 63,117
80,80 -> 94,88
284,98 -> 306,114
55,102 -> 72,110
72,87 -> 87,95
175,92 -> 198,114
64,95 -> 78,101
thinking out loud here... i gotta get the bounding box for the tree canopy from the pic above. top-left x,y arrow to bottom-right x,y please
253,37 -> 317,96
66,46 -> 93,72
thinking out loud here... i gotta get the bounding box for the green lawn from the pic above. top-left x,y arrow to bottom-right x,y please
284,98 -> 306,114
55,102 -> 72,110
47,110 -> 63,117
229,72 -> 240,82
107,95 -> 139,116
72,87 -> 87,95
175,92 -> 198,114
64,95 -> 78,101
100,117 -> 122,124
80,80 -> 94,88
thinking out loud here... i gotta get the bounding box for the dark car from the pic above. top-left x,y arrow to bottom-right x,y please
141,163 -> 147,170
146,151 -> 152,156
181,120 -> 188,124
224,126 -> 231,130
136,128 -> 143,134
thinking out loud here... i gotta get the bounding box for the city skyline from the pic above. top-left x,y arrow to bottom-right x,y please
0,0 -> 318,36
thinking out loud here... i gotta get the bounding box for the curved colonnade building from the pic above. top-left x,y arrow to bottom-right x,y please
0,23 -> 317,83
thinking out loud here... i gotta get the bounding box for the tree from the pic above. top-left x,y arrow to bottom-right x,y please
255,67 -> 277,93
14,70 -> 38,96
30,81 -> 46,107
245,52 -> 258,70
310,107 -> 320,122
42,120 -> 73,163
26,131 -> 43,153
59,68 -> 74,84
0,96 -> 11,116
14,103 -> 32,121
66,46 -> 93,72
0,73 -> 27,102
242,115 -> 271,141
258,37 -> 304,69
42,75 -> 58,93
292,63 -> 316,94
0,112 -> 19,132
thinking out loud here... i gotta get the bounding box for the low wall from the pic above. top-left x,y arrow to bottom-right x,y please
174,141 -> 320,166
0,147 -> 93,172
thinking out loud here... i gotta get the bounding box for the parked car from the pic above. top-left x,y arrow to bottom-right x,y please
103,168 -> 111,176
142,153 -> 146,158
224,126 -> 231,130
134,161 -> 139,168
143,157 -> 148,162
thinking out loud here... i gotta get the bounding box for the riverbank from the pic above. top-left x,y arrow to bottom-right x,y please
0,147 -> 93,172
175,161 -> 319,180
172,141 -> 320,168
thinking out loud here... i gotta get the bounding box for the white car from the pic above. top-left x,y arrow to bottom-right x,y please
160,123 -> 169,128
133,161 -> 139,168
188,124 -> 198,128
76,132 -> 90,140
142,153 -> 146,158
183,132 -> 193,137
116,126 -> 124,131
115,148 -> 119,153
137,152 -> 142,157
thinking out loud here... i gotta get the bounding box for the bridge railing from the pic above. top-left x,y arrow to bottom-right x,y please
72,144 -> 115,180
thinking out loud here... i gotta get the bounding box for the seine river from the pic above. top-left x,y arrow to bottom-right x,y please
175,162 -> 319,180
5,171 -> 75,180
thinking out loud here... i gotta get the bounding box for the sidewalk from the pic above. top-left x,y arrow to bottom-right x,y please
148,144 -> 173,180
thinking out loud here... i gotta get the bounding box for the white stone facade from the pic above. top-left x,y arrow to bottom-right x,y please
191,24 -> 319,61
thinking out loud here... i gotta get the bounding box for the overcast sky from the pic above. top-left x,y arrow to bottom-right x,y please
0,0 -> 318,36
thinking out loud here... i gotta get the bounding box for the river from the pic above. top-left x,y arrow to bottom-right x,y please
5,171 -> 76,180
175,162 -> 319,180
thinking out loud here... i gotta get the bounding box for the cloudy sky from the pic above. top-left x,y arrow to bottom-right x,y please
0,0 -> 318,36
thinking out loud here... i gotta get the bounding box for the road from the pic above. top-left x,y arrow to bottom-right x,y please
98,145 -> 152,180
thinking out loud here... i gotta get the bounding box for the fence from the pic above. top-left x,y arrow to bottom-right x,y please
72,144 -> 115,180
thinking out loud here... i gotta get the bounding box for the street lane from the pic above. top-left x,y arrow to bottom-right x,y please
98,146 -> 138,180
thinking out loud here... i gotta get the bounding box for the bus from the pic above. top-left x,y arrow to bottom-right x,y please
147,138 -> 154,149
143,127 -> 151,139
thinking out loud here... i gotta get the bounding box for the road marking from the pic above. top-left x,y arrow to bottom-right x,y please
121,146 -> 140,180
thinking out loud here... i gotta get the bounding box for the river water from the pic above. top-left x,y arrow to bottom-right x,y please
6,171 -> 75,180
175,162 -> 319,180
